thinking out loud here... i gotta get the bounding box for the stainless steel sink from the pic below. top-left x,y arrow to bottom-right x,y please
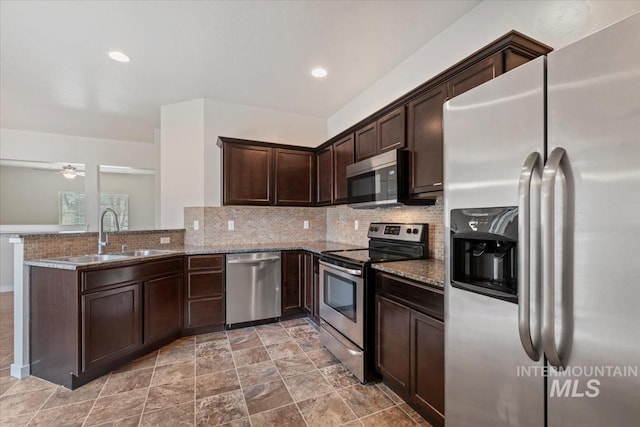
57,254 -> 130,263
120,249 -> 176,257
49,249 -> 176,264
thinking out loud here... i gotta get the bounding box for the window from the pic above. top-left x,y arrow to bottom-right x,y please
59,191 -> 129,230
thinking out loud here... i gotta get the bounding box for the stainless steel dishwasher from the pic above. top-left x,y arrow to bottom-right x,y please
225,252 -> 281,327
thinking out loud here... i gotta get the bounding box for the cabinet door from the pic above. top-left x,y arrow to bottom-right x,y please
411,310 -> 445,427
302,252 -> 313,314
275,149 -> 315,206
448,52 -> 503,98
407,83 -> 448,194
185,297 -> 225,328
333,134 -> 355,204
316,146 -> 333,205
144,275 -> 182,345
355,122 -> 378,161
376,295 -> 411,398
282,251 -> 303,314
223,143 -> 273,205
82,284 -> 141,371
378,107 -> 406,152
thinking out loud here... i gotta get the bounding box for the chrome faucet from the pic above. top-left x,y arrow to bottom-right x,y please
98,208 -> 120,254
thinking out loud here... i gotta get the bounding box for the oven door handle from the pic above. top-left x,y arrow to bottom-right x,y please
319,260 -> 362,277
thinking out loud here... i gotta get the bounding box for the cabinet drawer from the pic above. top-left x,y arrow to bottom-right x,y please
188,255 -> 224,271
185,297 -> 225,328
82,257 -> 183,293
187,271 -> 224,298
376,272 -> 444,321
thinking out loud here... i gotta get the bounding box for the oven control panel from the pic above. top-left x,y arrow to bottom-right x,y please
367,223 -> 428,243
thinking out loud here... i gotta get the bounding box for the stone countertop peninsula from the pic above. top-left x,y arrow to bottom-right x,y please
371,259 -> 444,289
25,241 -> 363,270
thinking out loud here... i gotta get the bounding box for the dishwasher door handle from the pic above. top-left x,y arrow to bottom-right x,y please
227,257 -> 281,264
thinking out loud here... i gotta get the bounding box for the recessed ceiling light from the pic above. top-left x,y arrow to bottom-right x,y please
311,67 -> 328,78
108,51 -> 130,63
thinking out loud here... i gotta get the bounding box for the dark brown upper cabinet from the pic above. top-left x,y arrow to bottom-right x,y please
355,122 -> 378,161
219,32 -> 551,207
355,106 -> 406,162
223,142 -> 273,206
321,31 -> 551,201
407,83 -> 448,195
377,106 -> 406,153
332,134 -> 355,204
220,137 -> 315,207
274,148 -> 314,206
316,145 -> 333,206
447,52 -> 503,98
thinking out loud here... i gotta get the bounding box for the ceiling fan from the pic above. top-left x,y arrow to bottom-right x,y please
57,164 -> 85,179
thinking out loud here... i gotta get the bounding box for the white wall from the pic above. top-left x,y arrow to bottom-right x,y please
0,128 -> 158,231
0,166 -> 85,224
327,1 -> 640,137
160,99 -> 207,229
0,237 -> 13,292
161,98 -> 326,228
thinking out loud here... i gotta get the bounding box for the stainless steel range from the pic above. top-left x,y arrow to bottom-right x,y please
319,222 -> 429,383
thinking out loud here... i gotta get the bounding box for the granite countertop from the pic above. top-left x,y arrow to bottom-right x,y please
183,241 -> 361,255
371,259 -> 444,289
25,241 -> 363,270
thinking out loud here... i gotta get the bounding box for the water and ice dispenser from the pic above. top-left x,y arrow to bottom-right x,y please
450,207 -> 518,303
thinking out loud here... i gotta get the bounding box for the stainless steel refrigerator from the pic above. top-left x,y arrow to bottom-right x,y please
443,13 -> 640,427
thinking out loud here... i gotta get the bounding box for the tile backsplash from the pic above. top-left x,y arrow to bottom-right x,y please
184,206 -> 327,246
325,200 -> 444,260
185,198 -> 444,260
21,229 -> 185,261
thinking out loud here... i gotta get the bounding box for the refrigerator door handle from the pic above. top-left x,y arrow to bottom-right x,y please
541,147 -> 567,369
518,152 -> 542,361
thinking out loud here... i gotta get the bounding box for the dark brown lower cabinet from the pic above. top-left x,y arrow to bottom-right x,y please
30,257 -> 184,389
144,274 -> 183,345
82,283 -> 142,371
303,252 -> 313,314
411,309 -> 445,426
282,251 -> 303,316
282,250 -> 316,320
375,272 -> 444,427
184,255 -> 225,332
376,295 -> 411,398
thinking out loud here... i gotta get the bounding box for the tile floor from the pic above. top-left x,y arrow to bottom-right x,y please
0,291 -> 431,426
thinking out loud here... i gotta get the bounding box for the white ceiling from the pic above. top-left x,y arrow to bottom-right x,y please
0,1 -> 480,143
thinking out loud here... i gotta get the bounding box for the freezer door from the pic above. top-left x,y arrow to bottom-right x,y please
545,13 -> 640,427
443,57 -> 545,426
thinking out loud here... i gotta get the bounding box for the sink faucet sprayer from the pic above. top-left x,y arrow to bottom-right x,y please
98,208 -> 120,254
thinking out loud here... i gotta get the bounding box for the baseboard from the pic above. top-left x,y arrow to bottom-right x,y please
11,363 -> 30,379
0,286 -> 14,293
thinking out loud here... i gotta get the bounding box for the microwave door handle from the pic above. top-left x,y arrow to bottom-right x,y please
518,152 -> 542,361
541,147 -> 568,370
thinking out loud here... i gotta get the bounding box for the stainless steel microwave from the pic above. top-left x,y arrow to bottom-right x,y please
346,149 -> 405,209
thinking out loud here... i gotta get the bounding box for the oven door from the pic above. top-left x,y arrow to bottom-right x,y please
319,260 -> 364,348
